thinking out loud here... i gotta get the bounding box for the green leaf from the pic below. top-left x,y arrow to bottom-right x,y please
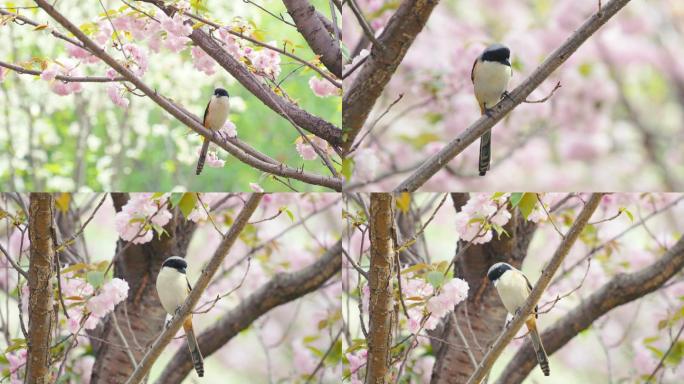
619,207 -> 634,222
401,263 -> 430,275
86,271 -> 105,288
325,339 -> 342,365
509,193 -> 524,207
55,193 -> 71,213
341,157 -> 354,182
168,193 -> 184,208
5,338 -> 26,353
281,207 -> 294,222
178,193 -> 198,218
426,271 -> 445,289
61,263 -> 89,274
518,193 -> 538,219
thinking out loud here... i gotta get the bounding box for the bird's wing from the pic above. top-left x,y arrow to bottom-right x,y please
202,101 -> 210,128
471,58 -> 477,83
186,276 -> 193,293
523,274 -> 539,319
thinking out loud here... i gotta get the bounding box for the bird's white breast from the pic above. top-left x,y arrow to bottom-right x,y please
156,267 -> 189,314
205,96 -> 230,131
494,270 -> 530,315
473,60 -> 512,110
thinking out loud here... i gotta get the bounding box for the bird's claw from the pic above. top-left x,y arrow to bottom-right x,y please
484,107 -> 494,118
501,91 -> 513,102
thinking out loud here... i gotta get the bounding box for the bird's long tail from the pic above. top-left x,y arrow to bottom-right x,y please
183,316 -> 204,377
526,318 -> 550,376
479,130 -> 491,176
196,138 -> 210,175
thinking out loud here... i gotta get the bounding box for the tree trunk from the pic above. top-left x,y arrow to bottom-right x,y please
90,193 -> 196,384
429,193 -> 537,383
27,193 -> 55,384
366,193 -> 395,384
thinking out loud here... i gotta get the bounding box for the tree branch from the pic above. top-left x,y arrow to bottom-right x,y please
366,193 -> 395,383
0,60 -> 126,82
33,0 -> 342,191
154,240 -> 342,384
464,194 -> 603,384
394,0 -> 633,192
121,194 -> 263,384
496,235 -> 684,384
140,0 -> 343,146
283,0 -> 342,77
26,193 -> 55,384
342,0 -> 440,152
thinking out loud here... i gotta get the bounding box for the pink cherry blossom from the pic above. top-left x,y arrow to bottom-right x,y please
163,34 -> 190,53
249,183 -> 264,192
0,66 -> 7,82
205,151 -> 225,168
106,83 -> 129,108
308,76 -> 339,97
86,278 -> 129,317
40,66 -> 58,81
7,349 -> 27,383
221,121 -> 237,138
249,44 -> 281,78
123,43 -> 149,76
295,135 -> 331,160
191,46 -> 216,75
114,194 -> 171,244
159,12 -> 192,37
346,349 -> 368,374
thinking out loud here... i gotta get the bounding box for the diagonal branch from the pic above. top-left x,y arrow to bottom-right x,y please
122,193 -> 263,384
33,0 -> 342,190
496,235 -> 684,384
140,0 -> 343,146
154,240 -> 342,384
283,0 -> 342,77
395,0 -> 633,192
464,193 -> 603,384
342,0 -> 440,152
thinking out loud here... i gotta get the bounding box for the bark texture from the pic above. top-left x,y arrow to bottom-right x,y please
26,193 -> 55,384
283,0 -> 342,77
343,0 -> 440,151
429,193 -> 536,383
89,193 -> 197,384
367,193 -> 395,384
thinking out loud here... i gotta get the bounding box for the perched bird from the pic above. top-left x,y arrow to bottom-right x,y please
487,262 -> 550,376
471,44 -> 512,176
196,88 -> 230,175
156,256 -> 204,377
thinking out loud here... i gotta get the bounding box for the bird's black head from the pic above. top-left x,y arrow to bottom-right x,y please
481,44 -> 511,66
214,88 -> 229,98
487,262 -> 512,282
162,256 -> 187,274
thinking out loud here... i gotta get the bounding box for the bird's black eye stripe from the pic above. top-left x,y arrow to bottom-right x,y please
213,88 -> 229,97
487,264 -> 511,281
162,257 -> 187,272
482,47 -> 511,65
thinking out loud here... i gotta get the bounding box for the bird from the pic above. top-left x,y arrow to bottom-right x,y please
155,256 -> 204,377
196,87 -> 230,175
471,43 -> 512,176
487,262 -> 550,376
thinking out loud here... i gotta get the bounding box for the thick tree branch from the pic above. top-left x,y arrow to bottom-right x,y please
123,194 -> 263,384
33,0 -> 342,191
155,240 -> 342,384
26,193 -> 55,384
342,0 -> 440,152
140,0 -> 343,146
464,194 -> 603,384
283,0 -> 342,77
367,193 -> 395,383
496,235 -> 684,384
395,0 -> 633,192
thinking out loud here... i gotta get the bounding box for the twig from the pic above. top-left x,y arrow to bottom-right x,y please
0,61 -> 126,82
